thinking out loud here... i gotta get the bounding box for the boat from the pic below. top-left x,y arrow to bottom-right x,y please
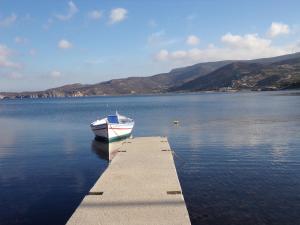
90,111 -> 134,142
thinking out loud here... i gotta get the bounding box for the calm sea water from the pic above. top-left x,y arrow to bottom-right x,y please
0,91 -> 300,225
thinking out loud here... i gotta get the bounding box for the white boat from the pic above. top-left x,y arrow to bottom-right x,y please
90,112 -> 134,142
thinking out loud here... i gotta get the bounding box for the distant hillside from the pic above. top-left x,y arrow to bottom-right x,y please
0,60 -> 231,99
1,52 -> 300,99
172,56 -> 300,92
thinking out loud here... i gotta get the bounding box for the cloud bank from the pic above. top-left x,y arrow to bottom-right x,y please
154,22 -> 298,65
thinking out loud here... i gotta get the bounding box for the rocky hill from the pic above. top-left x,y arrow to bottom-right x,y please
0,60 -> 231,99
1,52 -> 300,99
172,57 -> 300,92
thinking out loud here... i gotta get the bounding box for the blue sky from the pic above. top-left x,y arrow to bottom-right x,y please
0,0 -> 300,91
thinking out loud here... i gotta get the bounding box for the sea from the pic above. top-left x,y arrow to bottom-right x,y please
0,91 -> 300,225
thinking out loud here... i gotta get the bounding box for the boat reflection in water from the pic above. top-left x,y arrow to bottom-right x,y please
91,139 -> 126,162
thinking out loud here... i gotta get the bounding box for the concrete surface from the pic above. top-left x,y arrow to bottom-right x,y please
67,136 -> 191,225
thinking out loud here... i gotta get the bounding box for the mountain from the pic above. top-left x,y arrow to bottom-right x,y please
172,55 -> 300,92
0,60 -> 232,99
1,52 -> 300,99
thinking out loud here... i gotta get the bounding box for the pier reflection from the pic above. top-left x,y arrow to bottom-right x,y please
91,139 -> 125,162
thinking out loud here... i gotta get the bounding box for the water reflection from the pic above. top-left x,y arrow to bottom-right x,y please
0,92 -> 300,225
91,139 -> 125,162
0,118 -> 19,159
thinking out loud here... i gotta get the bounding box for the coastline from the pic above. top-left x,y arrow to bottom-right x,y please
1,88 -> 300,100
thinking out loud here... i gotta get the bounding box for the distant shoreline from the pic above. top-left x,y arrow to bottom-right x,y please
1,88 -> 300,100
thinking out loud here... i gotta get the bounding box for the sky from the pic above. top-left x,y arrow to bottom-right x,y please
0,0 -> 300,92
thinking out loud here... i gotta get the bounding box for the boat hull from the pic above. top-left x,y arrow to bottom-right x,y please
91,123 -> 133,142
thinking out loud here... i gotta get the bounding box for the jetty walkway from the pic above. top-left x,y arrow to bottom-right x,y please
67,136 -> 191,225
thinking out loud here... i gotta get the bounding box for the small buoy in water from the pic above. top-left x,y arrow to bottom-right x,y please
173,120 -> 179,125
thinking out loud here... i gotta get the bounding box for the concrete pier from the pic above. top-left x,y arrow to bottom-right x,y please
67,137 -> 191,225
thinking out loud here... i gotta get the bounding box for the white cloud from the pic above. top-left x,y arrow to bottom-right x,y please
154,32 -> 295,65
88,10 -> 102,20
186,35 -> 200,46
50,70 -> 62,78
0,13 -> 17,27
0,44 -> 20,68
155,49 -> 169,61
55,1 -> 78,21
109,8 -> 127,24
58,39 -> 72,49
170,50 -> 188,59
221,33 -> 271,49
267,22 -> 290,37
